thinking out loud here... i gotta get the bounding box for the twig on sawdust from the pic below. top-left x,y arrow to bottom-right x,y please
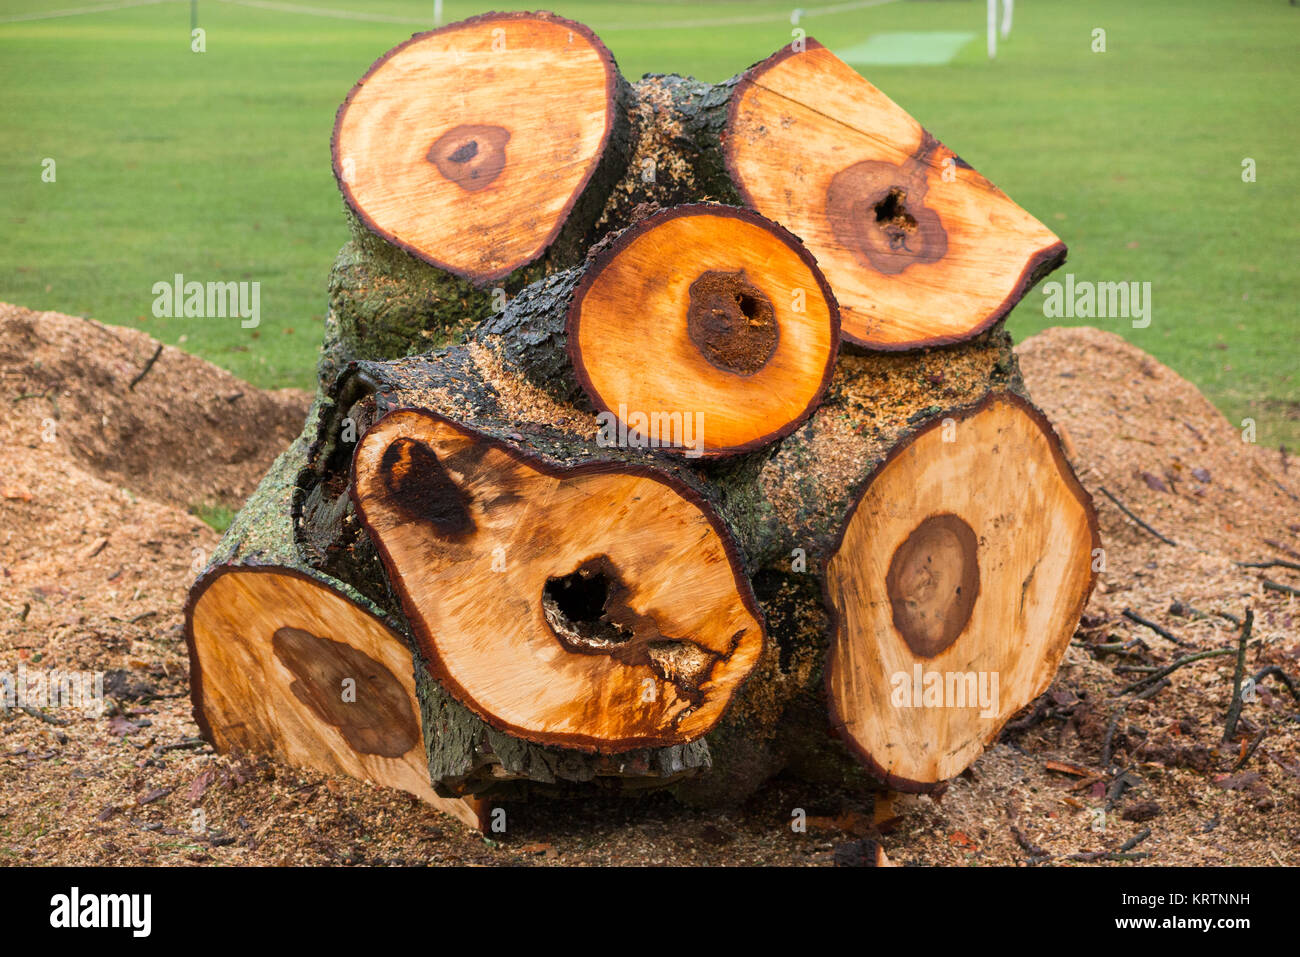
128,344 -> 164,392
1250,666 -> 1300,704
1123,608 -> 1193,647
1118,649 -> 1237,696
1262,578 -> 1300,598
1098,486 -> 1177,546
1222,609 -> 1255,742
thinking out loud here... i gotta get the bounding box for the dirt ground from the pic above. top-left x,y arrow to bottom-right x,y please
1,304 -> 1296,866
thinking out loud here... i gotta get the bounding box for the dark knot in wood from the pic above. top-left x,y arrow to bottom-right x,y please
886,513 -> 979,658
685,270 -> 778,376
427,123 -> 511,192
381,436 -> 475,538
272,627 -> 419,758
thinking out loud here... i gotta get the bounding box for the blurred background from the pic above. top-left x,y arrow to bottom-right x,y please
1,0 -> 1296,443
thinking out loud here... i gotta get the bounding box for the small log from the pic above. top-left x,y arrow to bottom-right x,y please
322,11 -> 634,379
479,204 -> 840,457
185,414 -> 486,829
332,11 -> 631,285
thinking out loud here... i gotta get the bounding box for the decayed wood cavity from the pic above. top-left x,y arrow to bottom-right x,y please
826,136 -> 948,277
686,269 -> 779,376
351,408 -> 765,752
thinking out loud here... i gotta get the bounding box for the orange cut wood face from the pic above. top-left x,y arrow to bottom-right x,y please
825,394 -> 1099,789
351,409 -> 765,753
568,206 -> 839,457
332,12 -> 618,283
185,567 -> 485,830
726,41 -> 1065,349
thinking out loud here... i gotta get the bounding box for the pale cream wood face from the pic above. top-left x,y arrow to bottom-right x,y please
335,16 -> 614,281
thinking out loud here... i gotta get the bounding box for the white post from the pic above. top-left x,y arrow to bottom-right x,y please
1001,0 -> 1014,39
434,0 -> 443,27
987,0 -> 997,59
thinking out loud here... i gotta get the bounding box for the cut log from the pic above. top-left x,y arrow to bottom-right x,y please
350,407 -> 765,752
568,205 -> 839,456
332,11 -> 630,286
184,415 -> 486,829
724,40 -> 1065,349
473,203 -> 839,457
823,393 -> 1099,791
191,15 -> 1100,817
672,326 -> 1036,804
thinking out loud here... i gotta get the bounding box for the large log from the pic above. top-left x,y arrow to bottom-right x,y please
721,40 -> 1065,349
298,351 -> 730,797
680,338 -> 1098,800
351,407 -> 766,751
822,393 -> 1099,790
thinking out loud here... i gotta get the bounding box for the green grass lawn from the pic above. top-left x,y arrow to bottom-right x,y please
2,0 -> 1297,443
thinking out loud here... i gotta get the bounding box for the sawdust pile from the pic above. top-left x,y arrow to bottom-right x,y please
0,309 -> 1295,866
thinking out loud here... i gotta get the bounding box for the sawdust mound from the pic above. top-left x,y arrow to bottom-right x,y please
1019,325 -> 1296,562
0,303 -> 308,510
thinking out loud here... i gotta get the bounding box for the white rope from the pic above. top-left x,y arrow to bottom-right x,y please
2,0 -> 904,34
0,0 -> 168,25
210,0 -> 903,32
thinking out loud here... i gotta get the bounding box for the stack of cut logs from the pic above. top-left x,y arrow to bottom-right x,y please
185,12 -> 1099,831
